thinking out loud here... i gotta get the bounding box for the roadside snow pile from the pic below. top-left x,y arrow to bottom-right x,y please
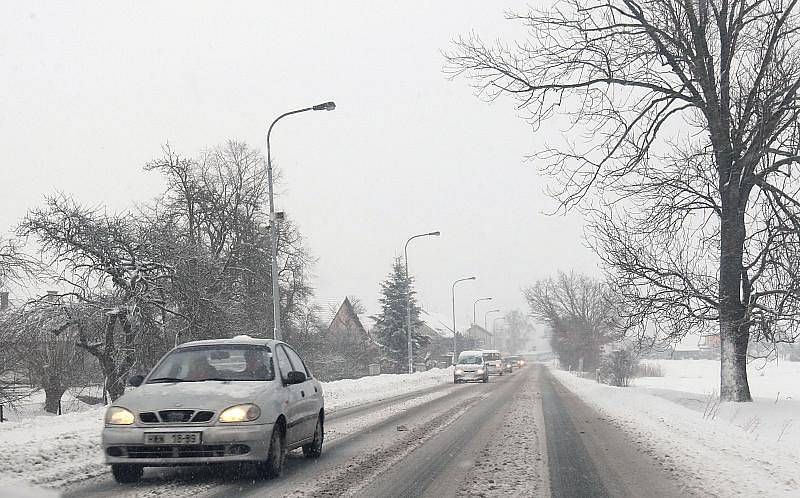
633,359 -> 800,450
0,386 -> 103,422
552,360 -> 800,497
0,479 -> 59,498
0,368 -> 453,491
323,367 -> 453,410
0,407 -> 107,488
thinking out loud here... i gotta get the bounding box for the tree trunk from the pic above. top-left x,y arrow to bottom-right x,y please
718,188 -> 753,402
105,360 -> 126,401
44,386 -> 65,414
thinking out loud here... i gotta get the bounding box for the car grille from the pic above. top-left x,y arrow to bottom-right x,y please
139,410 -> 215,424
124,445 -> 227,458
159,410 -> 194,422
140,412 -> 159,423
192,411 -> 214,422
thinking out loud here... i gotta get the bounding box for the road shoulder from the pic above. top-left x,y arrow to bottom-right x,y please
542,366 -> 695,498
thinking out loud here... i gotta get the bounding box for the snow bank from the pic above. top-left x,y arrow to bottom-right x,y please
0,479 -> 59,498
1,385 -> 104,422
551,360 -> 800,497
323,367 -> 453,410
0,368 -> 453,490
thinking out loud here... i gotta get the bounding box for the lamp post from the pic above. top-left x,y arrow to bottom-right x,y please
484,309 -> 501,330
493,316 -> 506,349
472,297 -> 492,325
451,276 -> 476,362
266,101 -> 336,341
404,231 -> 441,374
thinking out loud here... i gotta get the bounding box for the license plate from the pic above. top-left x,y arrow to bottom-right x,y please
144,432 -> 201,445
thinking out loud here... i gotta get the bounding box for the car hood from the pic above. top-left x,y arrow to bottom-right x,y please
455,364 -> 483,370
114,380 -> 279,412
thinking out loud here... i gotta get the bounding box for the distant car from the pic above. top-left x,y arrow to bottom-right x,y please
501,356 -> 516,373
482,350 -> 503,376
102,336 -> 324,483
453,350 -> 489,383
505,355 -> 525,369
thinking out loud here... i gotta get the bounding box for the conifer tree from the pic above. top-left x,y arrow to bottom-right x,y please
374,257 -> 430,373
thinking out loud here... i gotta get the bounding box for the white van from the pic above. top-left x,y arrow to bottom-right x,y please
453,350 -> 489,383
482,350 -> 503,376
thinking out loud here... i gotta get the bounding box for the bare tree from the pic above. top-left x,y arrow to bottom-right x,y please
0,309 -> 32,406
447,0 -> 800,401
525,272 -> 619,371
501,310 -> 534,354
17,300 -> 85,413
144,141 -> 317,344
18,196 -> 173,400
0,237 -> 35,289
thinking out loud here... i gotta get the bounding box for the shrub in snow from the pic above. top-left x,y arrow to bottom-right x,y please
598,350 -> 638,386
634,361 -> 665,378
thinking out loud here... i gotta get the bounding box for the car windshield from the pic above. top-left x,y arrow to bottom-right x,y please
147,345 -> 274,383
484,352 -> 501,361
458,355 -> 483,365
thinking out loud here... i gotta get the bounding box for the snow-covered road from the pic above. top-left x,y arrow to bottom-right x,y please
58,369 -> 544,498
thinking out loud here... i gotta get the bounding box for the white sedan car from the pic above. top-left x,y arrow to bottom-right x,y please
102,336 -> 324,483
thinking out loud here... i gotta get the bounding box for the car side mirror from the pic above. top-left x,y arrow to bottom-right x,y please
286,371 -> 306,385
128,375 -> 144,387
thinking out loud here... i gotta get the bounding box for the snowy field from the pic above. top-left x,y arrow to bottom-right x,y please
0,368 -> 453,496
552,359 -> 800,497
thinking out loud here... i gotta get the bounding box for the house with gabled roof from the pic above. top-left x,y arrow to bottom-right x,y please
317,298 -> 382,380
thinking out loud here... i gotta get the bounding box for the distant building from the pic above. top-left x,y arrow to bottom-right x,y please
464,324 -> 494,348
319,298 -> 382,380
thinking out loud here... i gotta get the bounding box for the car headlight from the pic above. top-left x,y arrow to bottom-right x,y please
106,406 -> 135,425
476,368 -> 485,375
219,404 -> 261,423
455,369 -> 464,375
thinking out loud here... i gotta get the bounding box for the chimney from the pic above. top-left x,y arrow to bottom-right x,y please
46,290 -> 59,303
0,292 -> 8,311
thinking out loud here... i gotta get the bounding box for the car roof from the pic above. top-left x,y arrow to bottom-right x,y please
459,350 -> 484,356
481,349 -> 500,353
177,335 -> 278,349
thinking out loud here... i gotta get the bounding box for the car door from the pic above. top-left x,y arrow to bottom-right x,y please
283,345 -> 319,441
274,345 -> 304,446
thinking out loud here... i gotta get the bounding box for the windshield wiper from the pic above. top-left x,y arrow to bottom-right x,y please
147,377 -> 185,384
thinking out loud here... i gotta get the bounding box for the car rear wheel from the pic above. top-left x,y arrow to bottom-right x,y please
111,463 -> 143,484
482,376 -> 488,383
303,415 -> 324,458
256,424 -> 286,478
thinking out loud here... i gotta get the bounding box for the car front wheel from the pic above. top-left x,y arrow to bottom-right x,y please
303,415 -> 324,458
111,463 -> 143,484
256,424 -> 286,478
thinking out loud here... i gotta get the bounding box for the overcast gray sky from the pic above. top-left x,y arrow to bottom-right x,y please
0,0 -> 598,328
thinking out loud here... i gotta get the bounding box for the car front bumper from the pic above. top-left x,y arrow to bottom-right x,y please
102,423 -> 274,466
454,371 -> 485,382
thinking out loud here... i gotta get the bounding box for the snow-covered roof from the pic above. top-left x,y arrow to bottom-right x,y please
357,314 -> 377,333
310,298 -> 347,327
420,309 -> 455,338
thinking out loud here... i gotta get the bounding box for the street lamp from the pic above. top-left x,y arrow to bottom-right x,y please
404,231 -> 441,374
493,316 -> 506,349
451,276 -> 477,362
266,101 -> 336,341
473,297 -> 492,325
484,309 -> 501,330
